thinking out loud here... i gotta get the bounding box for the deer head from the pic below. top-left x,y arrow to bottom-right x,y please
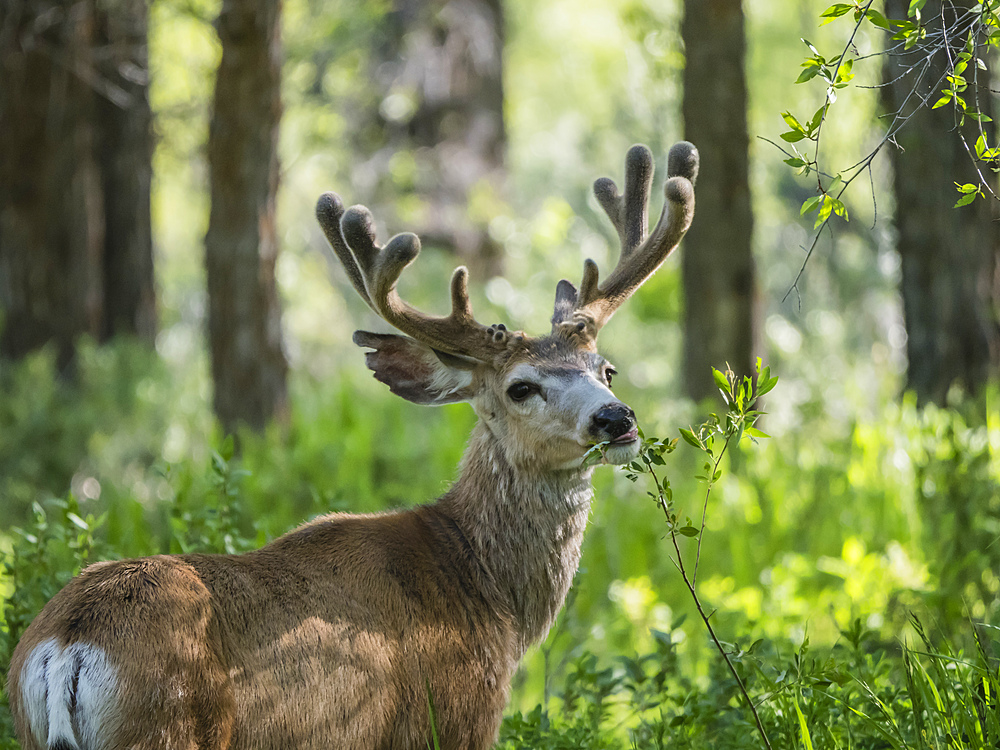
316,142 -> 698,474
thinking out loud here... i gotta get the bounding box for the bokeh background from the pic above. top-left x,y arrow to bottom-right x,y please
1,0 -> 999,746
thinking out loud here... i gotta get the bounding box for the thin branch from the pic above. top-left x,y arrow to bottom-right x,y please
772,1 -> 1000,298
645,444 -> 772,750
810,0 -> 878,179
780,59 -> 956,302
868,162 -> 878,230
693,438 -> 731,587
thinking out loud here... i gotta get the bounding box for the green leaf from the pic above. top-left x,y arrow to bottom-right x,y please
712,368 -> 731,395
954,192 -> 978,207
976,133 -> 988,158
781,111 -> 804,132
679,427 -> 701,449
796,66 -> 822,84
800,195 -> 822,215
820,3 -> 854,24
820,3 -> 854,19
781,131 -> 806,143
903,25 -> 926,50
758,375 -> 779,397
67,512 -> 89,531
836,58 -> 855,85
814,196 -> 834,228
807,106 -> 825,134
794,697 -> 815,750
784,157 -> 806,168
211,452 -> 227,476
746,426 -> 772,439
677,526 -> 700,537
864,9 -> 891,29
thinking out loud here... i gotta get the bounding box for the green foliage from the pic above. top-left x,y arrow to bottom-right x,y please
500,616 -> 1000,749
0,340 -> 185,527
166,436 -> 259,555
781,0 -> 1000,241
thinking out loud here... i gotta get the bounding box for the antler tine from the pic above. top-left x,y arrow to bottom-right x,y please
315,192 -> 376,310
324,202 -> 511,361
570,141 -> 698,336
593,144 -> 654,256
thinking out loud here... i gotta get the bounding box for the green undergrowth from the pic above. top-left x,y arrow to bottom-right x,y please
499,616 -> 1000,749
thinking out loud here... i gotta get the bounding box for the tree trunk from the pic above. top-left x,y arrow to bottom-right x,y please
680,0 -> 757,403
0,0 -> 156,372
883,0 -> 1000,404
95,0 -> 156,344
365,0 -> 507,276
0,0 -> 105,373
205,0 -> 288,434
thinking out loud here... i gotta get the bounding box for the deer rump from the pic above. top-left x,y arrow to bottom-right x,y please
8,140 -> 698,750
10,507 -> 516,750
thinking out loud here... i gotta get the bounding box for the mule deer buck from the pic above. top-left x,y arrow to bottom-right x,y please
8,141 -> 697,750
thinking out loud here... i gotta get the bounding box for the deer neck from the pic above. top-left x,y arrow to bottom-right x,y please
438,422 -> 594,653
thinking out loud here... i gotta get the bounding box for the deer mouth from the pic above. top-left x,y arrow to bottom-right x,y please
609,427 -> 639,445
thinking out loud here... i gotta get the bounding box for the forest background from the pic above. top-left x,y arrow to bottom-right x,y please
1,0 -> 1000,747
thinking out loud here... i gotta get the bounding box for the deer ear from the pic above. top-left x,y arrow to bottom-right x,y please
353,331 -> 477,405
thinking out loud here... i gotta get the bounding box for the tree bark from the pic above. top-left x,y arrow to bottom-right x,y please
94,0 -> 156,344
680,0 -> 758,403
0,0 -> 156,372
0,0 -> 105,372
883,0 -> 1000,405
365,0 -> 507,276
205,0 -> 288,434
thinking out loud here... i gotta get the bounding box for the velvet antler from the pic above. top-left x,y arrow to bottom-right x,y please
316,193 -> 515,361
552,141 -> 699,346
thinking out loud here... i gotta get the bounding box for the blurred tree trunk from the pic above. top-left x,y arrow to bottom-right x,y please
364,0 -> 506,276
0,0 -> 105,373
205,0 -> 288,434
0,0 -> 156,372
95,0 -> 156,344
883,0 -> 1000,405
680,0 -> 758,402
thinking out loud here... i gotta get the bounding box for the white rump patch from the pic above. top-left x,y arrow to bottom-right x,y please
21,638 -> 118,750
21,640 -> 58,748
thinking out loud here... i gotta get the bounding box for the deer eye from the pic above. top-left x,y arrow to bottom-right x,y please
507,382 -> 538,402
605,368 -> 617,387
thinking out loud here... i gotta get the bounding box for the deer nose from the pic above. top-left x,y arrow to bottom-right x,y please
590,403 -> 636,440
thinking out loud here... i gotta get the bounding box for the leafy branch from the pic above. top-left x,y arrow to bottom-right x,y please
608,360 -> 778,749
771,0 -> 1000,299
